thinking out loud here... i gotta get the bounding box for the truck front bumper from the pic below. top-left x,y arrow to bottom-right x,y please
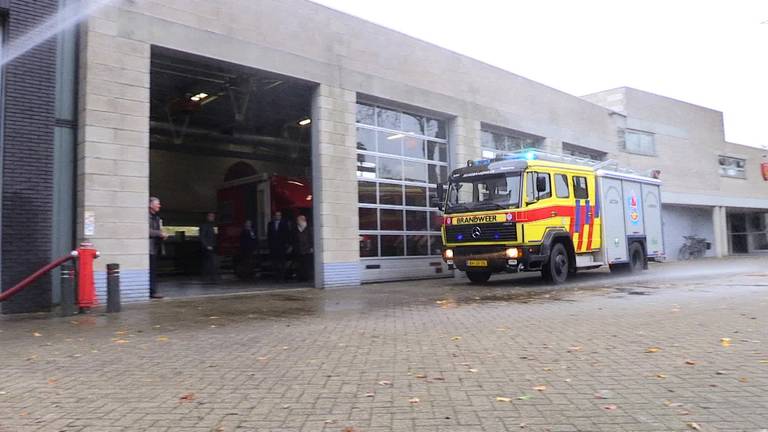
444,245 -> 544,273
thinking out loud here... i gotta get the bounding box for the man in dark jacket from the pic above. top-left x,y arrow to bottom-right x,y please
199,212 -> 219,283
149,197 -> 167,299
292,215 -> 313,282
267,211 -> 290,280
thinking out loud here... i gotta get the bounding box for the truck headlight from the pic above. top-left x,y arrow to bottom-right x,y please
444,249 -> 454,259
505,248 -> 519,258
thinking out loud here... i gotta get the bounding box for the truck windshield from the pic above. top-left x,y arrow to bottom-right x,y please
445,173 -> 522,214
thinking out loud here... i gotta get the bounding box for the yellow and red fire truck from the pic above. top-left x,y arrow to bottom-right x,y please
439,151 -> 664,284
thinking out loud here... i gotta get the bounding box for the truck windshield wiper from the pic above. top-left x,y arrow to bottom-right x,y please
474,202 -> 505,211
446,204 -> 471,213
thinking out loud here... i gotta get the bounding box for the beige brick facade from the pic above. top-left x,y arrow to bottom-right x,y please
76,0 -> 767,293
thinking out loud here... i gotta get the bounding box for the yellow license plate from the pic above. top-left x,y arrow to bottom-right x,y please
467,260 -> 488,267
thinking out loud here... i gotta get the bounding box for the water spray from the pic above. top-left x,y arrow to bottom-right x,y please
0,0 -> 121,68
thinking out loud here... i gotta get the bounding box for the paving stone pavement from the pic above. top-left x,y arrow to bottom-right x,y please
1,258 -> 767,432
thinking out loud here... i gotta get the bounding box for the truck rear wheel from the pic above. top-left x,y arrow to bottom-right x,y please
542,243 -> 569,284
466,271 -> 492,284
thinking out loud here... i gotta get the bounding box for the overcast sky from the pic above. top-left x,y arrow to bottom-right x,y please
311,0 -> 768,149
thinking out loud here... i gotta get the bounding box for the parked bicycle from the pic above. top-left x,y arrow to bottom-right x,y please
678,235 -> 710,260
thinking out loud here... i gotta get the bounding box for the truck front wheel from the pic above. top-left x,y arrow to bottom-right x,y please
542,242 -> 569,284
466,271 -> 492,284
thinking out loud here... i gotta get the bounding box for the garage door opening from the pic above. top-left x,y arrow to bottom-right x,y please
150,47 -> 315,297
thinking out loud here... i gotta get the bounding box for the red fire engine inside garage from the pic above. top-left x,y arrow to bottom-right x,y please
149,47 -> 315,294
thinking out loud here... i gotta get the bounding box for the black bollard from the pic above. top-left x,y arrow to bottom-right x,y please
106,263 -> 121,313
60,262 -> 76,317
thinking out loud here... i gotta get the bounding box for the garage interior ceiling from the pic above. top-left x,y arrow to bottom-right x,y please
150,47 -> 314,164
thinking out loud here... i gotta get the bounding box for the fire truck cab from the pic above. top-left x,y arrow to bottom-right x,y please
439,150 -> 664,284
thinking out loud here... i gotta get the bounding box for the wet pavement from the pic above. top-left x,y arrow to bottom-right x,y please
1,257 -> 767,431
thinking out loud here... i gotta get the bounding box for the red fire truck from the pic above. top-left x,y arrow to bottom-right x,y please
217,174 -> 312,278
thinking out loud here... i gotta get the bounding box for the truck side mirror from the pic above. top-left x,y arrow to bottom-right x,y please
435,184 -> 446,211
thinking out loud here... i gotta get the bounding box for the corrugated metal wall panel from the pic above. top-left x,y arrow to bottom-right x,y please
322,262 -> 360,288
94,269 -> 149,303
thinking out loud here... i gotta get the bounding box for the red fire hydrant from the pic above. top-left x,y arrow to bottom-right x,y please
76,242 -> 99,309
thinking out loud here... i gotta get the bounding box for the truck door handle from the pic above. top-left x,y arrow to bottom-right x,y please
550,211 -> 558,217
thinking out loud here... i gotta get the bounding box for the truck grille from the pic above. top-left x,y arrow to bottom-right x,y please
445,222 -> 517,243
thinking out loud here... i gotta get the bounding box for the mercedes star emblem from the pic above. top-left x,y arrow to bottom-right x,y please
472,226 -> 482,239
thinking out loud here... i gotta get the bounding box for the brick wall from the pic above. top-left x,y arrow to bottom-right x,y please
1,0 -> 59,314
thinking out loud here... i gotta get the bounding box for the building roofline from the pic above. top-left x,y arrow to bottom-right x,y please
306,0 -> 616,114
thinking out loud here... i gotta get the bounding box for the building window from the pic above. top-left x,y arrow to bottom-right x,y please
356,103 -> 447,258
719,155 -> 746,179
624,130 -> 656,156
562,142 -> 607,161
481,127 -> 543,159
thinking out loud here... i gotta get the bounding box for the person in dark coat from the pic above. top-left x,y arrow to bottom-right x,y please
238,219 -> 258,277
148,197 -> 167,299
291,215 -> 313,282
267,211 -> 291,280
199,212 -> 219,283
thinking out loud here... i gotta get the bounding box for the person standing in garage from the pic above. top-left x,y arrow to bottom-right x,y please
199,212 -> 219,283
267,211 -> 290,281
149,197 -> 167,299
292,214 -> 313,283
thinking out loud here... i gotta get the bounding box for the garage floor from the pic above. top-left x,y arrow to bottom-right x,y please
156,275 -> 313,299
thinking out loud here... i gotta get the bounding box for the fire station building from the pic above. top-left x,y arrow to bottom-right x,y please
2,0 -> 767,313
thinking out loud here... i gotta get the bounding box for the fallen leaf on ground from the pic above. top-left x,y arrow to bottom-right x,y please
568,346 -> 582,352
687,422 -> 702,431
208,316 -> 220,319
32,332 -> 42,337
738,377 -> 749,383
496,396 -> 512,402
257,357 -> 268,361
543,367 -> 553,372
378,380 -> 392,386
716,370 -> 726,375
415,374 -> 427,379
435,300 -> 448,304
281,404 -> 290,409
408,397 -> 420,404
342,427 -> 358,432
468,369 -> 478,373
114,331 -> 128,335
364,393 -> 374,397
113,339 -> 129,344
451,336 -> 462,341
679,410 -> 691,415
47,379 -> 58,385
646,347 -> 662,353
179,393 -> 196,402
324,419 -> 336,424
685,360 -> 697,365
517,395 -> 532,400
602,404 -> 618,411
156,336 -> 169,342
720,338 -> 732,347
656,374 -> 668,379
759,360 -> 768,364
533,385 -> 547,391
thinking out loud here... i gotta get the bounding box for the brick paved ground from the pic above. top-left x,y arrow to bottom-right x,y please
1,258 -> 767,432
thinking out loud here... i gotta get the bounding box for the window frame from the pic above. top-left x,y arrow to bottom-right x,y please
623,129 -> 656,156
718,155 -> 747,179
356,102 -> 449,258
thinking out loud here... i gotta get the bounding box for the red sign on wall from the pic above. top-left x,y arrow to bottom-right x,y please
762,162 -> 768,181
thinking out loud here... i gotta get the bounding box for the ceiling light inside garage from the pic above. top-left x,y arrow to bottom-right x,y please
190,92 -> 209,102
